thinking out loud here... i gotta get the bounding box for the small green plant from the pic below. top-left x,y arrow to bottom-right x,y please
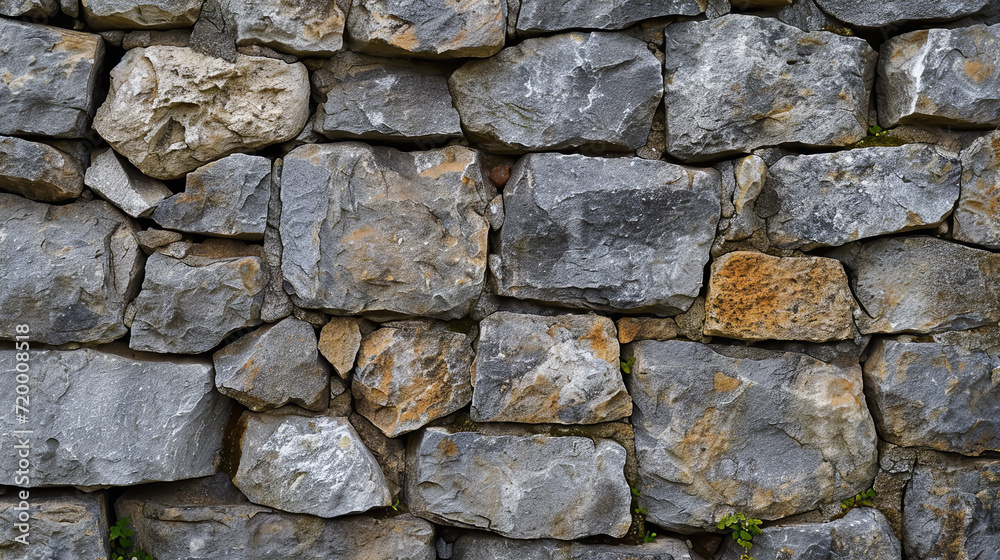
390,498 -> 401,511
630,484 -> 641,498
717,512 -> 762,560
634,505 -> 648,516
842,488 -> 877,511
868,125 -> 887,136
109,518 -> 155,560
621,356 -> 636,374
643,530 -> 657,543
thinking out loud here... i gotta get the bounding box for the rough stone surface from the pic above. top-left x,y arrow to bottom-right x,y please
81,0 -> 204,29
136,228 -> 184,254
664,14 -> 876,161
903,451 -> 1000,560
471,312 -> 631,424
0,0 -> 58,16
213,317 -> 330,412
130,251 -> 267,354
492,153 -> 720,314
704,252 -> 859,343
516,0 -> 703,35
717,508 -> 901,560
0,345 -> 232,486
836,236 -> 1000,334
152,153 -> 271,240
0,135 -> 85,202
815,0 -> 989,27
777,0 -> 839,31
0,19 -> 105,138
84,148 -> 172,218
0,195 -> 141,345
453,534 -> 700,560
863,336 -> 1000,455
878,25 -> 1000,128
408,428 -> 632,540
121,29 -> 192,49
227,0 -> 346,56
94,46 -> 310,180
312,52 -> 463,143
318,317 -> 363,379
0,491 -> 109,558
347,0 -> 505,59
234,412 -> 391,518
626,340 -> 878,531
763,145 -> 961,249
450,32 -> 661,153
117,474 -> 435,560
279,142 -> 490,319
955,129 -> 1000,248
354,320 -> 473,437
616,317 -> 679,344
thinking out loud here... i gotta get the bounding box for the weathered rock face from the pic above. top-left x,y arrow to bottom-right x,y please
663,15 -> 876,161
354,320 -> 474,437
85,148 -> 172,218
81,0 -> 204,29
0,0 -> 59,16
471,312 -> 631,424
227,0 -> 346,56
449,32 -> 661,153
234,412 -> 391,518
836,236 -> 1000,334
407,428 -> 632,540
0,135 -> 85,202
129,251 -> 267,354
704,252 -> 859,343
0,491 -> 109,558
312,52 -> 463,143
279,142 -> 490,319
492,153 -> 720,314
763,145 -> 961,249
0,195 -> 141,345
878,25 -> 1000,128
214,317 -> 330,412
0,19 -> 105,138
452,534 -> 700,560
516,0 -> 703,35
863,336 -> 1000,456
616,317 -> 679,344
625,340 -> 878,531
152,153 -> 271,240
319,317 -> 363,378
347,0 -> 505,59
717,508 -> 901,560
955,130 -> 1000,248
94,46 -> 310,180
0,346 -> 232,486
814,0 -> 989,27
117,474 -> 436,560
903,451 -> 1000,560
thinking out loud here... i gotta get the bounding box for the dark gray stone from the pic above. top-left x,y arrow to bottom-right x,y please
0,345 -> 232,486
0,195 -> 141,345
130,251 -> 268,354
312,52 -> 463,143
0,490 -> 109,557
625,340 -> 878,532
117,474 -> 435,560
764,145 -> 961,249
453,534 -> 701,560
0,135 -> 84,202
0,19 -> 104,138
835,236 -> 1000,334
152,153 -> 271,240
228,0 -> 347,56
0,0 -> 58,16
815,0 -> 989,27
903,451 -> 1000,560
84,148 -> 173,218
777,0 -> 840,32
955,129 -> 1000,248
471,312 -> 631,424
664,14 -> 876,161
864,336 -> 1000,455
516,0 -> 703,35
449,32 -> 662,153
407,427 -> 632,540
492,153 -> 720,314
878,25 -> 1000,128
279,142 -> 491,319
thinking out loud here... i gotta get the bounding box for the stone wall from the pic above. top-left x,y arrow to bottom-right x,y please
1,1 -> 999,559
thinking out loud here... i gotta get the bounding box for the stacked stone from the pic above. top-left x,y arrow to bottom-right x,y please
1,2 -> 999,560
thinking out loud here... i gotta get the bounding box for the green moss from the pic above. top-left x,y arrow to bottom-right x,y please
822,24 -> 855,36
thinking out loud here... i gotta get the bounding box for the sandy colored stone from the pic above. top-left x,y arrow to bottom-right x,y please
616,317 -> 680,344
704,252 -> 858,342
94,46 -> 310,180
227,0 -> 346,56
318,317 -> 363,379
81,0 -> 203,29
